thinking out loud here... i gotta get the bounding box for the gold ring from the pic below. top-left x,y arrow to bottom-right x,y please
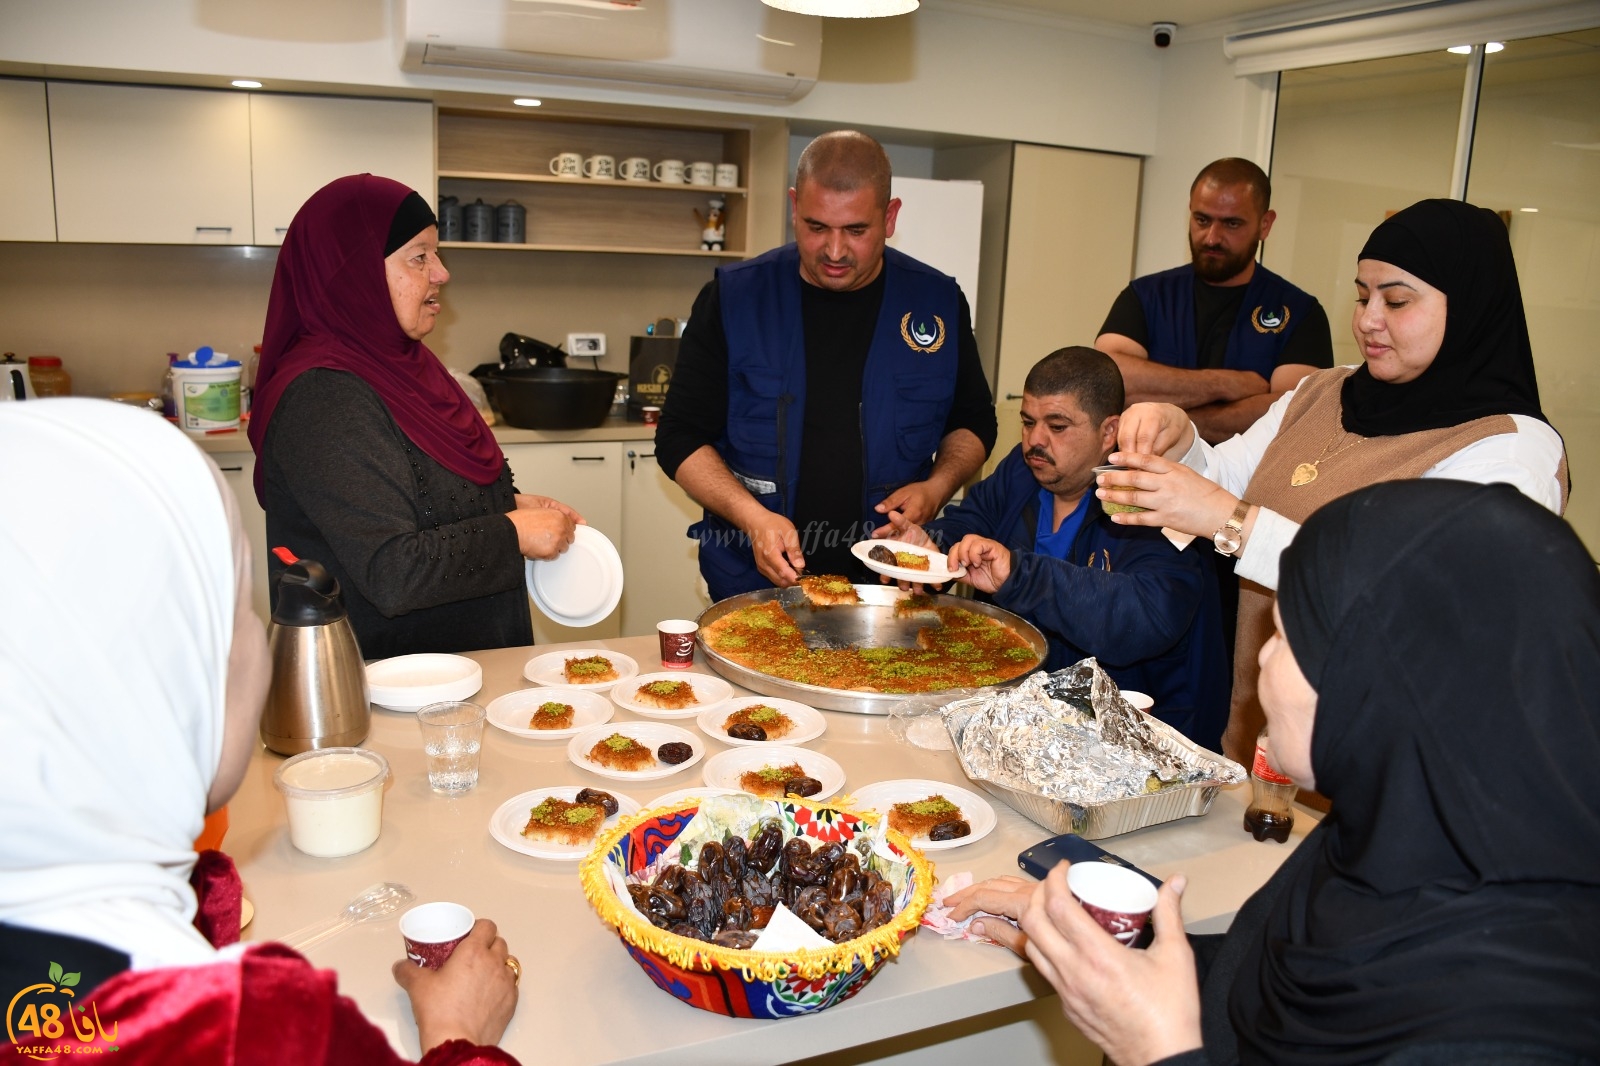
504,955 -> 521,984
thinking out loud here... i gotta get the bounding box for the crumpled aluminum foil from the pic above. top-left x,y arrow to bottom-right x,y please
943,659 -> 1245,808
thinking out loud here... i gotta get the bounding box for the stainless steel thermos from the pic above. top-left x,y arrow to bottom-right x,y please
260,554 -> 370,755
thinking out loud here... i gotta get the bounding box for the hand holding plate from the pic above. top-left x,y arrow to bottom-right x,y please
509,506 -> 576,560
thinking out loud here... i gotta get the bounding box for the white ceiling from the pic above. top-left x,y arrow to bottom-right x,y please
943,0 -> 1318,31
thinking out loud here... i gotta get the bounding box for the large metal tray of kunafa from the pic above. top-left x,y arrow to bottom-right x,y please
694,584 -> 1047,716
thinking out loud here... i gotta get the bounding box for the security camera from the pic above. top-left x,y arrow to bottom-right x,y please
1152,21 -> 1176,48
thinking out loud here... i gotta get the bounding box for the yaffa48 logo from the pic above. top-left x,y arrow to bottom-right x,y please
6,961 -> 120,1060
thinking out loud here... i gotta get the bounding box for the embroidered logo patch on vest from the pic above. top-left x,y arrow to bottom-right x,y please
899,313 -> 947,354
1252,305 -> 1290,334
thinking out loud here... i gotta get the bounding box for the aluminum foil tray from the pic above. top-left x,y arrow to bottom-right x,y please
694,584 -> 1048,716
945,666 -> 1244,839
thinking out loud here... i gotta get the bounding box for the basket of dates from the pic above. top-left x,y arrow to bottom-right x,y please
579,793 -> 933,1018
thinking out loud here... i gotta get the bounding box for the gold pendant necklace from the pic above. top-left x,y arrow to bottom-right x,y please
1291,430 -> 1365,487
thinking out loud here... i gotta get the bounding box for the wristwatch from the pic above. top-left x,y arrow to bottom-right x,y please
1213,500 -> 1251,556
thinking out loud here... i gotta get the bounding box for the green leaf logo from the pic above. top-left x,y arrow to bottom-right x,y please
48,961 -> 63,983
61,972 -> 80,987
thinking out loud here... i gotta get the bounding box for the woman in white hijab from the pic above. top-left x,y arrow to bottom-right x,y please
0,400 -> 520,1065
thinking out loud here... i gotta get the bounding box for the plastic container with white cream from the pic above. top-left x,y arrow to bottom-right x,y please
273,747 -> 388,857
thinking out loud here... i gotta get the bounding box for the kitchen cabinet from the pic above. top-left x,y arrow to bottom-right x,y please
212,450 -> 272,624
620,446 -> 707,636
0,79 -> 56,241
501,441 -> 623,642
435,107 -> 755,258
250,95 -> 434,246
49,82 -> 254,245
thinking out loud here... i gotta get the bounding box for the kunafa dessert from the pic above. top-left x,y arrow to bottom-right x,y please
522,795 -> 610,846
529,700 -> 574,730
634,679 -> 698,710
564,655 -> 618,685
798,575 -> 860,606
739,762 -> 819,799
588,733 -> 655,771
701,598 -> 1038,694
723,703 -> 794,742
888,795 -> 970,841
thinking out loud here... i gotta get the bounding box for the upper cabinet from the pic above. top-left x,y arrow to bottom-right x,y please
250,95 -> 434,245
0,79 -> 57,241
49,82 -> 254,245
36,81 -> 433,246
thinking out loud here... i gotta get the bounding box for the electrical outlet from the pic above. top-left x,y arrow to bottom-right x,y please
566,332 -> 606,357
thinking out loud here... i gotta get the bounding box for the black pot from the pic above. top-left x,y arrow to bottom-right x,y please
478,366 -> 624,430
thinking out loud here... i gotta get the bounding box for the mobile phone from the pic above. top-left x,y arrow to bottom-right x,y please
1017,833 -> 1163,889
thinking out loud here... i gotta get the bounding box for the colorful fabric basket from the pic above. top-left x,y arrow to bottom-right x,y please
578,794 -> 934,1018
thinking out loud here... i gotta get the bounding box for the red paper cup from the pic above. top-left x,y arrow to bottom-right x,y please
400,901 -> 474,969
1067,862 -> 1158,947
657,619 -> 698,669
641,406 -> 661,424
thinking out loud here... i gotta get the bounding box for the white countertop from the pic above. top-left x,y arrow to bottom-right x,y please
226,636 -> 1316,1064
193,416 -> 657,455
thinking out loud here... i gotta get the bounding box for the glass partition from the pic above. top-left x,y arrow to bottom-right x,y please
1264,51 -> 1469,368
1469,29 -> 1600,548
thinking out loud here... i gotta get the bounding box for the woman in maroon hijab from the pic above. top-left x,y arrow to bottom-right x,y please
250,174 -> 580,658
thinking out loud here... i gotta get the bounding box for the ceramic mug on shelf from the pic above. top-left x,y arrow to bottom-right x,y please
714,163 -> 739,188
653,158 -> 686,184
688,161 -> 715,186
549,151 -> 583,179
619,157 -> 651,182
584,154 -> 616,180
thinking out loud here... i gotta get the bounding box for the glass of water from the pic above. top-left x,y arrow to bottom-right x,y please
416,701 -> 486,794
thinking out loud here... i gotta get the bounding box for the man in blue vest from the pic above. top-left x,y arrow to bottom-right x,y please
657,131 -> 997,602
875,347 -> 1227,750
1095,158 -> 1332,445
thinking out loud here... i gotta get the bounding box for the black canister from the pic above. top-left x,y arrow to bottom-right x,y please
496,200 -> 526,244
438,195 -> 462,242
462,199 -> 494,243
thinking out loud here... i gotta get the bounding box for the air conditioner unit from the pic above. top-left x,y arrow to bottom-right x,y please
402,0 -> 823,103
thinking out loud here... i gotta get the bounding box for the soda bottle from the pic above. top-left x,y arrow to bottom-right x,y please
1243,729 -> 1296,842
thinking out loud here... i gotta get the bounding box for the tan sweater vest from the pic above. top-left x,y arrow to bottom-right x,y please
1221,368 -> 1519,764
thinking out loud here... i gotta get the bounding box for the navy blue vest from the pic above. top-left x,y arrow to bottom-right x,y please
693,244 -> 962,599
1129,263 -> 1314,379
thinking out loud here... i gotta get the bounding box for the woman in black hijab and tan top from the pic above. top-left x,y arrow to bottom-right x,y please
949,479 -> 1600,1065
1102,199 -> 1568,764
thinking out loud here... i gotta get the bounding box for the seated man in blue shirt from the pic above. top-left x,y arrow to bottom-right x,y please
875,346 -> 1228,750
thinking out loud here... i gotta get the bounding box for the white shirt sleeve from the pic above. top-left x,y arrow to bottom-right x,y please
1232,414 -> 1567,591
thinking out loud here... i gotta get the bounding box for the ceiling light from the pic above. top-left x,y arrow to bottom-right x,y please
1447,45 -> 1473,54
1485,41 -> 1504,52
512,97 -> 542,107
1520,207 -> 1539,213
761,0 -> 918,17
231,79 -> 262,88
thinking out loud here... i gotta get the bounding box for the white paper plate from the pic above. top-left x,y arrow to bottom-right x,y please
365,653 -> 483,712
701,745 -> 845,802
485,686 -> 614,739
845,779 -> 996,851
1120,690 -> 1154,711
522,648 -> 638,692
567,722 -> 705,781
851,538 -> 967,584
489,786 -> 640,860
526,525 -> 624,627
696,697 -> 827,747
612,671 -> 733,720
644,786 -> 745,810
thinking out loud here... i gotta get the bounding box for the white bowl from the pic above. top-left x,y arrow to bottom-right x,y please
366,654 -> 483,712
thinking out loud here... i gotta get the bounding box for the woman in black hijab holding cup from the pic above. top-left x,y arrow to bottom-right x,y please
952,479 -> 1600,1064
1102,199 -> 1568,764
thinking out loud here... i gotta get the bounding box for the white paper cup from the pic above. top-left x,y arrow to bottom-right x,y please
274,747 -> 388,857
400,902 -> 474,969
1067,861 -> 1158,946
